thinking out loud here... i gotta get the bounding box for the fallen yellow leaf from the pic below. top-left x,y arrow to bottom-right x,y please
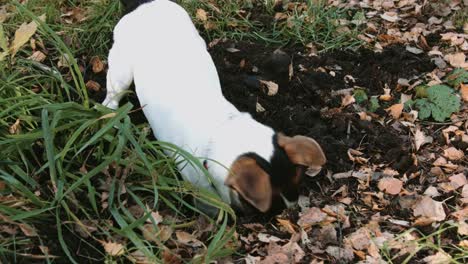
386,103 -> 404,119
461,83 -> 468,102
196,9 -> 208,22
101,241 -> 125,256
10,14 -> 46,58
259,80 -> 279,96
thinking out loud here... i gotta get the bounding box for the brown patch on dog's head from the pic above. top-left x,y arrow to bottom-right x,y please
225,156 -> 272,212
277,133 -> 326,176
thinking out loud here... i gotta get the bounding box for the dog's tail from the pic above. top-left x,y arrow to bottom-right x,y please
120,0 -> 155,14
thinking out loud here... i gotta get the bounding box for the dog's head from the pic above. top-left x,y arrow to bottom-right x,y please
225,133 -> 326,213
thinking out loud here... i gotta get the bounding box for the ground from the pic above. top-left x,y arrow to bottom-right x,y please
0,0 -> 467,263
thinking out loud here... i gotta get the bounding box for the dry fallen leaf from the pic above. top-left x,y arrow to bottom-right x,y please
276,218 -> 296,234
148,210 -> 163,225
341,94 -> 356,107
90,56 -> 104,73
10,15 -> 45,58
444,53 -> 468,68
85,80 -> 101,92
347,228 -> 371,250
259,80 -> 279,96
422,250 -> 452,264
459,240 -> 468,248
325,245 -> 354,262
378,177 -> 403,195
449,173 -> 467,189
386,103 -> 404,119
297,207 -> 327,228
0,7 -> 8,23
424,186 -> 441,197
458,221 -> 468,236
413,196 -> 446,222
461,83 -> 468,102
258,233 -> 282,243
443,147 -> 464,161
19,223 -> 38,237
381,12 -> 399,22
379,88 -> 393,101
9,119 -> 20,135
28,50 -> 46,62
256,102 -> 266,113
462,185 -> 468,198
196,9 -> 208,22
101,241 -> 125,256
414,127 -> 433,151
175,231 -> 203,248
162,248 -> 182,264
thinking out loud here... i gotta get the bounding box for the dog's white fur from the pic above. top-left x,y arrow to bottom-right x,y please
103,0 -> 275,208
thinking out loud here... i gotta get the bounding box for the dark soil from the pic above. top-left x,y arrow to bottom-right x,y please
87,40 -> 438,262
209,41 -> 434,174
204,41 -> 438,262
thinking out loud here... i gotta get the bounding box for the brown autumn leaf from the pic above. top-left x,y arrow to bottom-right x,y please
413,196 -> 446,222
297,207 -> 327,228
276,218 -> 296,234
90,56 -> 104,73
175,231 -> 203,248
458,221 -> 468,236
386,103 -> 404,119
61,7 -> 88,24
259,80 -> 279,96
162,248 -> 182,264
85,80 -> 101,92
462,185 -> 468,198
325,245 -> 354,262
256,102 -> 266,113
341,94 -> 355,107
444,53 -> 468,68
378,177 -> 403,195
0,7 -> 8,23
459,240 -> 468,248
347,228 -> 371,250
147,210 -> 163,225
28,50 -> 46,62
449,173 -> 467,189
379,88 -> 393,101
259,252 -> 289,264
443,147 -> 464,161
19,223 -> 38,237
422,251 -> 452,264
380,12 -> 399,22
10,14 -> 45,58
101,241 -> 125,256
414,127 -> 433,151
258,233 -> 282,243
196,9 -> 208,22
9,119 -> 20,135
461,83 -> 468,102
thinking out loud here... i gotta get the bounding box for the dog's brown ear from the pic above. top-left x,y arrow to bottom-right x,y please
277,133 -> 327,175
225,156 -> 272,212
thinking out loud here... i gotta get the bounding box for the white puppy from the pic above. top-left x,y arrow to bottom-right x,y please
103,0 -> 326,213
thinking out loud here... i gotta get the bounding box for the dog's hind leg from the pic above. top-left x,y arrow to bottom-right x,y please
102,43 -> 134,110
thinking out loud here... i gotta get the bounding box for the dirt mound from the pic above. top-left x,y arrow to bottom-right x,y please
209,41 -> 434,174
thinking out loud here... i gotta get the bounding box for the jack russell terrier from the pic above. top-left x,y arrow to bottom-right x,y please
103,0 -> 326,214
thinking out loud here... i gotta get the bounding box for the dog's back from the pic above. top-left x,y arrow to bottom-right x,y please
107,0 -> 241,153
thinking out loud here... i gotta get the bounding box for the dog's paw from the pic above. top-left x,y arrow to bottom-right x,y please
102,98 -> 119,110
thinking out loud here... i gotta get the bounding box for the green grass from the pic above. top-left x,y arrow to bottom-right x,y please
181,0 -> 364,51
0,1 -> 236,263
0,0 -> 365,262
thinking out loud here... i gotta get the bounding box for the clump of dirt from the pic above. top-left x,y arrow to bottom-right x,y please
209,41 -> 434,174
